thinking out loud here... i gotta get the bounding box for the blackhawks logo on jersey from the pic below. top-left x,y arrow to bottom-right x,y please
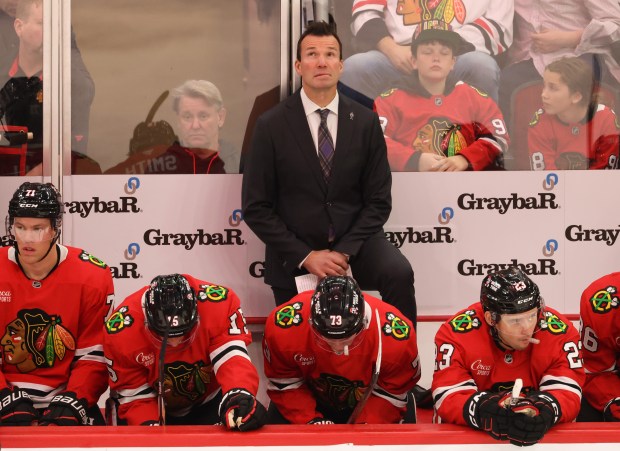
589,286 -> 619,314
105,306 -> 134,334
275,302 -> 303,328
163,360 -> 212,407
1,308 -> 76,373
197,284 -> 228,302
382,312 -> 410,340
449,309 -> 481,333
310,372 -> 365,410
78,250 -> 108,269
540,311 -> 568,335
529,108 -> 544,127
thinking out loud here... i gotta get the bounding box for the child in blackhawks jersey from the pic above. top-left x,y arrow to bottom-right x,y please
374,20 -> 509,172
528,57 -> 620,170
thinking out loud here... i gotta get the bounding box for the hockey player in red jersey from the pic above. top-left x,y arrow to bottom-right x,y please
263,276 -> 420,424
374,20 -> 508,172
432,267 -> 584,446
579,272 -> 620,421
0,182 -> 114,426
104,273 -> 266,429
529,57 -> 620,170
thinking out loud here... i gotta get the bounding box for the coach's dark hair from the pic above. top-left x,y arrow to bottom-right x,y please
296,21 -> 342,61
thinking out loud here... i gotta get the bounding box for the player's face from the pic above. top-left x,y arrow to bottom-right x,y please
295,35 -> 343,96
494,307 -> 540,351
15,3 -> 43,55
541,70 -> 580,116
176,96 -> 225,151
413,42 -> 455,84
1,319 -> 30,367
413,123 -> 436,153
13,217 -> 55,262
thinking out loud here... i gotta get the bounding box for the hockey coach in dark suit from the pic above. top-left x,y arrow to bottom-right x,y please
242,21 -> 416,325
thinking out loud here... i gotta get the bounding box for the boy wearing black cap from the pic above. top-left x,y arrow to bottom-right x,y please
375,20 -> 509,172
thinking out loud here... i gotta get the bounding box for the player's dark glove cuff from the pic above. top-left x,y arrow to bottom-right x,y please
0,387 -> 38,426
219,388 -> 266,432
603,397 -> 620,422
39,391 -> 93,426
463,390 -> 514,440
507,391 -> 560,446
308,417 -> 335,424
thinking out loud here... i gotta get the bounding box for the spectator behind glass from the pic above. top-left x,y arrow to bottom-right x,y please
528,57 -> 620,170
144,80 -> 236,174
499,0 -> 620,131
0,0 -> 97,175
374,20 -> 508,172
340,0 -> 513,102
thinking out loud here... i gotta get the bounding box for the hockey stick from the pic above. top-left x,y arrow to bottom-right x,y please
157,321 -> 171,426
347,308 -> 382,424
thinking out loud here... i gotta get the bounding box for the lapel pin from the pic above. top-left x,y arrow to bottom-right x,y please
349,112 -> 354,120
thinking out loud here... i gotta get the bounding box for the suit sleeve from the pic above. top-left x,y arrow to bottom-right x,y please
241,113 -> 313,268
431,322 -> 478,425
580,276 -> 620,412
207,288 -> 259,398
65,269 -> 114,406
333,111 -> 392,257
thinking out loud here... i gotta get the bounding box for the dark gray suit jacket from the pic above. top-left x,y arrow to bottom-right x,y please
242,90 -> 392,290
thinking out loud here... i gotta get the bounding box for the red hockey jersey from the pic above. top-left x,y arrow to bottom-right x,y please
528,104 -> 620,170
432,302 -> 584,425
579,272 -> 620,412
263,291 -> 420,424
103,274 -> 259,425
374,81 -> 509,171
0,245 -> 114,408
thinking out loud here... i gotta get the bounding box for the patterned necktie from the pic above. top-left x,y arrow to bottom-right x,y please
317,109 -> 334,181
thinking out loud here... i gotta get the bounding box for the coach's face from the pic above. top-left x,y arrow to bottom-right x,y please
295,35 -> 343,94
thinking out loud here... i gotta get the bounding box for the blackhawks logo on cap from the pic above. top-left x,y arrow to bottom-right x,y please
589,286 -> 619,314
275,302 -> 303,328
449,309 -> 481,333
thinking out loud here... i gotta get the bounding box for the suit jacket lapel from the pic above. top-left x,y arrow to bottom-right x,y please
284,92 -> 328,194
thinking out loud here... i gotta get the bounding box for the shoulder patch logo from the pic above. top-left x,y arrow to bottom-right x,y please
589,286 -> 619,314
379,88 -> 398,98
529,108 -> 544,127
197,284 -> 228,302
470,85 -> 489,98
78,250 -> 108,269
275,302 -> 303,328
382,312 -> 410,340
540,311 -> 568,335
449,309 -> 481,333
105,306 -> 134,334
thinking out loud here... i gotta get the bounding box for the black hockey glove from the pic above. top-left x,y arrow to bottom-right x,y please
219,389 -> 266,432
308,417 -> 334,424
39,391 -> 93,426
0,387 -> 38,426
603,397 -> 620,422
463,390 -> 514,440
507,391 -> 560,447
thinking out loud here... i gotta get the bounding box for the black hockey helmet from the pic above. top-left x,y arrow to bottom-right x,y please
480,267 -> 543,321
145,274 -> 198,338
310,276 -> 365,339
7,182 -> 63,229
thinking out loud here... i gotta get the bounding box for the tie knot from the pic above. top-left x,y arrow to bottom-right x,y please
318,109 -> 330,123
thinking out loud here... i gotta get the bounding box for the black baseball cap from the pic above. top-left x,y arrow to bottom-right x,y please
411,20 -> 474,56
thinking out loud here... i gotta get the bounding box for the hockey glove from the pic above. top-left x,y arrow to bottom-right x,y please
39,391 -> 93,426
219,388 -> 266,432
603,398 -> 620,422
308,417 -> 334,424
0,387 -> 38,426
507,391 -> 560,446
463,390 -> 514,440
